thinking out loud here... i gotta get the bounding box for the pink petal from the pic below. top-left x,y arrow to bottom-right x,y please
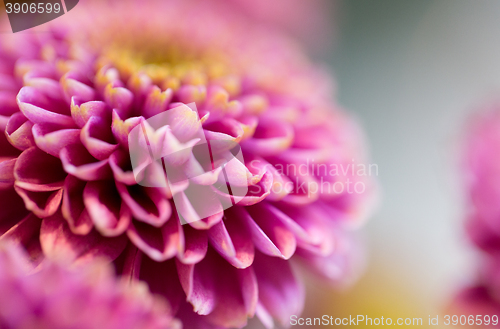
127,216 -> 180,262
253,253 -> 305,328
95,66 -> 122,95
0,213 -> 40,245
205,265 -> 257,328
0,158 -> 17,187
245,156 -> 293,201
83,180 -> 131,237
281,171 -> 320,205
274,203 -> 336,255
17,86 -> 75,127
177,85 -> 206,104
208,218 -> 254,269
32,123 -> 80,157
5,112 -> 34,150
71,98 -> 109,128
295,231 -> 363,284
214,156 -> 255,188
104,84 -> 133,119
177,224 -> 208,264
202,86 -> 242,122
111,110 -> 141,147
173,186 -> 224,229
162,103 -> 203,142
176,249 -> 257,328
0,91 -> 20,121
80,116 -> 119,160
233,206 -> 296,259
61,75 -> 96,103
61,175 -> 93,235
204,119 -> 245,145
241,119 -> 294,156
176,260 -> 216,316
0,132 -> 20,159
116,183 -> 171,227
154,125 -> 200,168
138,258 -> 184,314
212,171 -> 273,207
14,147 -> 66,191
255,303 -> 274,329
203,130 -> 239,153
115,243 -> 143,283
14,185 -> 63,218
15,59 -> 56,81
176,303 -> 227,329
0,213 -> 43,266
143,86 -> 172,118
127,72 -> 153,108
109,150 -> 137,185
40,211 -> 127,265
25,77 -> 64,102
0,187 -> 30,235
0,74 -> 19,92
60,144 -> 112,181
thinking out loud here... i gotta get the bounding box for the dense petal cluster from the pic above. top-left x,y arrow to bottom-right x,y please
0,1 -> 376,328
0,239 -> 180,329
457,108 -> 500,317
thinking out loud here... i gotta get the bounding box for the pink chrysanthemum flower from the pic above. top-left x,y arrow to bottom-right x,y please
0,1 -> 376,328
454,107 -> 500,318
0,239 -> 180,329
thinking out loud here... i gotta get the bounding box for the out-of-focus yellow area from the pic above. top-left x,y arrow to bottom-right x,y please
299,255 -> 433,328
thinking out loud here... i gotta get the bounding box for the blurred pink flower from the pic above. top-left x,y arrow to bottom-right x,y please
0,1 -> 376,328
212,0 -> 337,55
457,107 -> 500,317
0,239 -> 180,329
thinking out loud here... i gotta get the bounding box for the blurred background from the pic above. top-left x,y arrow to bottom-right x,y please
252,0 -> 500,328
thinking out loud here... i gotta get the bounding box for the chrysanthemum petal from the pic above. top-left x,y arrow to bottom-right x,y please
208,218 -> 254,269
60,144 -> 112,181
80,116 -> 119,160
104,84 -> 134,119
0,91 -> 19,126
14,186 -> 63,217
17,86 -> 74,127
238,206 -> 296,259
127,216 -> 180,262
14,147 -> 66,191
71,98 -> 109,128
83,180 -> 131,237
61,75 -> 96,103
144,86 -> 172,118
61,175 -> 93,235
117,183 -> 171,227
241,120 -> 294,156
0,158 -> 17,187
5,112 -> 34,150
253,253 -> 305,328
32,123 -> 80,157
111,110 -> 142,147
40,211 -> 127,265
0,213 -> 41,246
177,224 -> 208,264
176,250 -> 257,328
109,149 -> 138,185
